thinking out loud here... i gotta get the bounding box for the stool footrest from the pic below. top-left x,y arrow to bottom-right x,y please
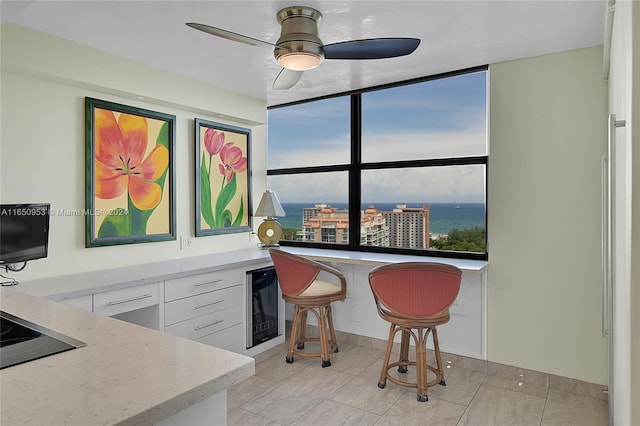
286,304 -> 340,368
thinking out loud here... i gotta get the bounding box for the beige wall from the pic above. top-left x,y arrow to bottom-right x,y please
0,24 -> 268,281
488,46 -> 608,384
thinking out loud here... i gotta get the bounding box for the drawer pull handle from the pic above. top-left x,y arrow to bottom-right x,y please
195,319 -> 223,331
194,299 -> 224,310
107,294 -> 153,306
194,278 -> 224,287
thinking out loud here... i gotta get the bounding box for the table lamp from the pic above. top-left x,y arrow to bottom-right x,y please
254,189 -> 286,248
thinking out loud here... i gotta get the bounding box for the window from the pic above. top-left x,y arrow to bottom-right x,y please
267,67 -> 488,260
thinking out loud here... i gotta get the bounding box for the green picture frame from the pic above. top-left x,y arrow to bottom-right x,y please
195,118 -> 252,236
85,97 -> 176,247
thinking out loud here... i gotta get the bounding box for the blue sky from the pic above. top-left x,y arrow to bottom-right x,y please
267,71 -> 487,203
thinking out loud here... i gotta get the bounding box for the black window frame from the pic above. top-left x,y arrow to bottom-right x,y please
267,66 -> 488,261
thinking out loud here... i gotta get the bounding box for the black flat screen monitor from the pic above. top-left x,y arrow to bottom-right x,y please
0,204 -> 50,265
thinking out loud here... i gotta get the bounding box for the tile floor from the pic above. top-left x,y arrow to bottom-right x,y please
228,333 -> 609,426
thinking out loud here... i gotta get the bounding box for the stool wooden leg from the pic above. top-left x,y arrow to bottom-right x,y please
326,305 -> 339,352
318,306 -> 331,367
432,327 -> 446,386
287,305 -> 301,363
416,328 -> 428,402
297,310 -> 309,349
398,329 -> 410,373
378,323 -> 396,389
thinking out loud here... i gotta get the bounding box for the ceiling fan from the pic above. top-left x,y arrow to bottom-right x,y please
186,5 -> 420,90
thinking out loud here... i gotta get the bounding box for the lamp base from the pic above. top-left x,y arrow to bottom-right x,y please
257,218 -> 283,246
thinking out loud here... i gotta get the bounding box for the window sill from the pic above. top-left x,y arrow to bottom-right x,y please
280,246 -> 488,272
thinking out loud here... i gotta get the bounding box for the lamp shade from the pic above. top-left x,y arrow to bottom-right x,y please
255,190 -> 285,217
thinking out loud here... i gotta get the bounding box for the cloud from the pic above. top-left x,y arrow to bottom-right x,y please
268,127 -> 487,203
268,172 -> 349,203
268,134 -> 350,169
362,165 -> 485,203
268,126 -> 486,168
362,127 -> 486,161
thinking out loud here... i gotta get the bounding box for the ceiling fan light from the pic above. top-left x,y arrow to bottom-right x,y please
277,51 -> 322,71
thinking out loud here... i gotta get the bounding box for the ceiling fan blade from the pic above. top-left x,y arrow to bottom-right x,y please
323,38 -> 420,60
186,23 -> 274,48
272,69 -> 303,90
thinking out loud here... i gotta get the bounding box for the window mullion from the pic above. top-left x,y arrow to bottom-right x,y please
349,94 -> 362,250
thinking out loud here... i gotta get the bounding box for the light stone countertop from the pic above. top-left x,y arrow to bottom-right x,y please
16,248 -> 485,303
17,249 -> 274,300
0,287 -> 255,426
283,247 -> 488,271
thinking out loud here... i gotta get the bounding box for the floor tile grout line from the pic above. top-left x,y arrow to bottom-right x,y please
327,398 -> 384,424
455,376 -> 483,426
539,384 -> 551,426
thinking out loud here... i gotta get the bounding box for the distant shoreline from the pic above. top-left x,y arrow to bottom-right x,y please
277,202 -> 486,236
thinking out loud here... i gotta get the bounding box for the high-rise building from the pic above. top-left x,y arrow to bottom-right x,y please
301,205 -> 349,244
300,205 -> 390,246
381,204 -> 430,249
361,207 -> 390,247
298,203 -> 428,249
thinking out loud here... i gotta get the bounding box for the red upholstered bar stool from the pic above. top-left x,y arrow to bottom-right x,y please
369,262 -> 462,402
269,249 -> 346,368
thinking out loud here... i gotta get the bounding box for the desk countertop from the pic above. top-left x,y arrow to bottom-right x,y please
17,247 -> 485,302
283,247 -> 488,271
18,249 -> 273,300
0,287 -> 254,426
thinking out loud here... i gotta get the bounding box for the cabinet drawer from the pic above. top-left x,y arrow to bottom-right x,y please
165,268 -> 242,302
164,285 -> 243,326
94,283 -> 160,316
196,323 -> 243,353
164,307 -> 242,341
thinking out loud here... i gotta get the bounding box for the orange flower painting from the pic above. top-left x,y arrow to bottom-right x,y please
86,98 -> 175,247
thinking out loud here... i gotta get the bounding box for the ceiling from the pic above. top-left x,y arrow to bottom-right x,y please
1,1 -> 606,107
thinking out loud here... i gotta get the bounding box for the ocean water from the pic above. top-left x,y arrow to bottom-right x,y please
277,202 -> 485,235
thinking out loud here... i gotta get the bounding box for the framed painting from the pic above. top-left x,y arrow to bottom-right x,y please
85,97 -> 176,247
195,118 -> 252,236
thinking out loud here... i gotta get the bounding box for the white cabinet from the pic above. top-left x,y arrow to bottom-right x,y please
165,269 -> 240,301
57,285 -> 161,330
94,283 -> 160,316
196,323 -> 243,353
43,253 -> 281,356
165,306 -> 243,340
165,285 -> 242,326
164,268 -> 244,353
85,283 -> 162,330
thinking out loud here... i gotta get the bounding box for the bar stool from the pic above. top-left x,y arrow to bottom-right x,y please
269,249 -> 346,367
368,262 -> 461,401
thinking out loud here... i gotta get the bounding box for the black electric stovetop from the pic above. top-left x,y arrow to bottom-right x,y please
0,311 -> 86,369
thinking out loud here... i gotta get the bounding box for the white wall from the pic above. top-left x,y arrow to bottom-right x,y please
0,24 -> 268,281
488,47 -> 608,384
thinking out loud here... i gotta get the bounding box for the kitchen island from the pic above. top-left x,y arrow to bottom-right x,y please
0,287 -> 254,425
